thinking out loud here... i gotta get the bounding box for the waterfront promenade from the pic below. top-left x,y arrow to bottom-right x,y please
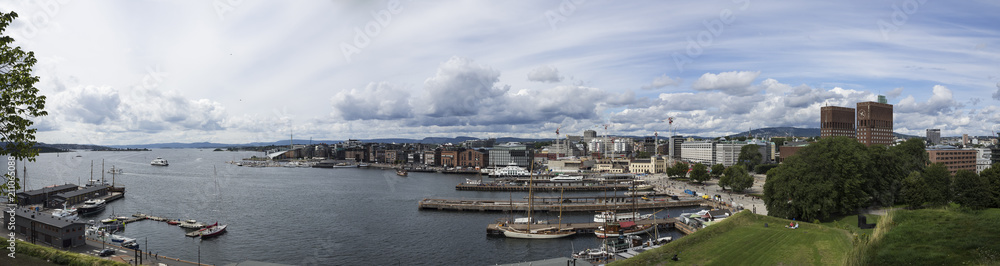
645,173 -> 769,215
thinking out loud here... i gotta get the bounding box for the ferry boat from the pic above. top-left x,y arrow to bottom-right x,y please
150,157 -> 169,166
490,163 -> 530,177
77,199 -> 107,216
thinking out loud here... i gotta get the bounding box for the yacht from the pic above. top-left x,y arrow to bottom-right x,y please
150,157 -> 169,166
593,211 -> 653,223
51,207 -> 79,220
77,199 -> 107,216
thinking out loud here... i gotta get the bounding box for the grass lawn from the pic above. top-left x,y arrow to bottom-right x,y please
615,211 -> 853,265
0,254 -> 61,266
820,214 -> 880,236
868,208 -> 1000,265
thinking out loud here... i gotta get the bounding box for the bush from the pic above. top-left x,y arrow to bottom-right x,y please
753,164 -> 778,174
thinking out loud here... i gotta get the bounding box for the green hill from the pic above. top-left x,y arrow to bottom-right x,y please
616,211 -> 853,265
861,208 -> 1000,265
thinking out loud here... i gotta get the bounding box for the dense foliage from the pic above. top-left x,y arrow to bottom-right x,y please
710,163 -> 725,178
724,164 -> 754,193
1,11 -> 46,196
737,144 -> 761,172
690,163 -> 709,183
753,163 -> 778,175
763,137 -> 929,221
667,161 -> 688,178
952,170 -> 991,210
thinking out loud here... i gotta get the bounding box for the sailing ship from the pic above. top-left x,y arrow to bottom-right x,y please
495,163 -> 575,239
200,224 -> 228,238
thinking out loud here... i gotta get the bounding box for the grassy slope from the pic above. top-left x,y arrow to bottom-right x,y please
615,211 -> 853,266
870,208 -> 1000,265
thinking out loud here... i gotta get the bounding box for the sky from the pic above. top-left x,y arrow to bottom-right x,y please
3,0 -> 1000,145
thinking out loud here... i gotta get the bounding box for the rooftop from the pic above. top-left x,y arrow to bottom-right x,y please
19,184 -> 78,196
9,207 -> 87,228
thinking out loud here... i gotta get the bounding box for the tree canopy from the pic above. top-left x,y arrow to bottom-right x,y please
725,164 -> 754,193
1,11 -> 47,162
667,161 -> 688,178
763,137 -> 870,221
953,170 -> 991,210
737,144 -> 762,172
690,163 -> 709,183
710,164 -> 725,178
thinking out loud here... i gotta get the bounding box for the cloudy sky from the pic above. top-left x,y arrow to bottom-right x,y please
3,0 -> 1000,145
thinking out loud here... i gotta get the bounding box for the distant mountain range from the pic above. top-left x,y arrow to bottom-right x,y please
38,127 -> 932,149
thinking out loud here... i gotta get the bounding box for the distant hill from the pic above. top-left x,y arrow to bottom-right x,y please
725,127 -> 921,139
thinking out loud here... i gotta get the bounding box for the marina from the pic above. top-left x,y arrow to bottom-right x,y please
418,197 -> 707,212
485,218 -> 681,236
5,150 -> 705,265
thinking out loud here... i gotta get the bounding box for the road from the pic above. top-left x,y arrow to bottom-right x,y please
644,173 -> 769,215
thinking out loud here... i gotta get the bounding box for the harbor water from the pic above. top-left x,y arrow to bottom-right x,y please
5,149 -> 702,265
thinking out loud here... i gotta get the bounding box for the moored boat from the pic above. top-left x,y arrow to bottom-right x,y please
594,221 -> 654,238
150,157 -> 169,166
77,199 -> 106,216
593,211 -> 653,223
200,224 -> 228,238
396,169 -> 408,176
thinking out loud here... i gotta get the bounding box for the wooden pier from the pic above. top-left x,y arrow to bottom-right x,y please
486,218 -> 678,236
418,197 -> 707,212
456,183 -> 635,192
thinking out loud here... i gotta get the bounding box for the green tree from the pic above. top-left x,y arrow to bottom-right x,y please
710,164 -> 725,178
690,163 -> 709,183
1,11 -> 47,197
900,171 -> 926,209
981,163 -> 1000,208
725,164 -> 754,193
952,170 -> 991,210
667,161 -> 688,178
923,163 -> 952,206
738,144 -> 762,173
763,136 -> 870,221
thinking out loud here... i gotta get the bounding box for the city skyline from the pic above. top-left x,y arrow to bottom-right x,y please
3,1 -> 999,145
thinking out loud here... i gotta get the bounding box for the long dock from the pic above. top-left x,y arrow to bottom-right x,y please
456,183 -> 635,192
486,218 -> 679,236
418,198 -> 707,212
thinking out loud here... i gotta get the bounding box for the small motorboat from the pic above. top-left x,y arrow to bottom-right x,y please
167,219 -> 181,225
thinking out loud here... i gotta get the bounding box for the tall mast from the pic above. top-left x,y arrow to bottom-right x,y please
527,160 -> 534,232
558,188 -> 564,231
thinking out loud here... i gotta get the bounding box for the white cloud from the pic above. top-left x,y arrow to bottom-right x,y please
692,71 -> 761,96
526,65 -> 563,83
331,82 -> 413,120
896,85 -> 959,115
422,57 -> 509,117
640,74 -> 680,90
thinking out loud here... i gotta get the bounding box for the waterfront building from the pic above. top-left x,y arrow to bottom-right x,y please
440,150 -> 459,167
423,150 -> 436,165
458,149 -> 488,168
48,184 -> 108,208
488,143 -> 533,167
857,98 -> 894,146
629,156 -> 668,174
926,129 -> 941,145
680,141 -> 716,166
16,184 -> 78,206
927,146 -> 976,175
5,207 -> 88,248
821,106 -> 856,139
547,159 -> 593,173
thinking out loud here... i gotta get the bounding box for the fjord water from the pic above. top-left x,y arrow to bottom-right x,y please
9,149 -> 695,265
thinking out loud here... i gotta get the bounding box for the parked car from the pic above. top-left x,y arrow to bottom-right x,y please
99,249 -> 115,257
